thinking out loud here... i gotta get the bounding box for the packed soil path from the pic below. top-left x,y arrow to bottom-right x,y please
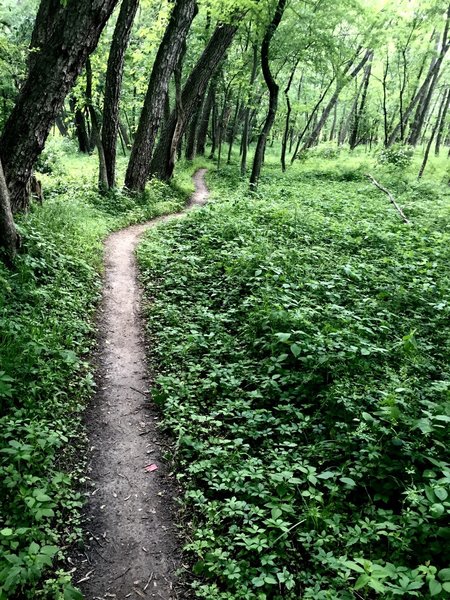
76,169 -> 208,600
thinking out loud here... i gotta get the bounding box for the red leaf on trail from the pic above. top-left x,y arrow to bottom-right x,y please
144,464 -> 158,472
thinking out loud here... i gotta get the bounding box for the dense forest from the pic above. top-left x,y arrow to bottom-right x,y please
0,0 -> 450,598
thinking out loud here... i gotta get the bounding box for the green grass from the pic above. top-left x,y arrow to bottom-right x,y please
0,149 -> 202,599
137,149 -> 450,599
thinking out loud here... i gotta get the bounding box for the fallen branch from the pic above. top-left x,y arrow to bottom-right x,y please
366,174 -> 410,224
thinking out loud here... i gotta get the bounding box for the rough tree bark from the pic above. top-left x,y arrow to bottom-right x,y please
149,22 -> 238,181
0,158 -> 19,264
418,88 -> 448,179
0,0 -> 120,212
124,0 -> 198,192
249,0 -> 287,191
102,0 -> 140,188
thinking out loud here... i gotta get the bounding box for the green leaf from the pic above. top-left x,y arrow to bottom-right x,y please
0,529 -> 13,537
438,568 -> 450,582
429,580 -> 442,596
64,585 -> 84,600
354,574 -> 370,590
434,487 -> 448,501
430,503 -> 445,518
340,477 -> 356,488
290,343 -> 301,357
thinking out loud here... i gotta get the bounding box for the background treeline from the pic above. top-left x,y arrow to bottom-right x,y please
1,0 -> 449,261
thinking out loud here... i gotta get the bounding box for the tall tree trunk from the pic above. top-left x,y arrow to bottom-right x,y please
227,98 -> 242,164
185,99 -> 202,160
102,0 -> 139,189
85,59 -> 109,191
70,97 -> 90,153
388,7 -> 449,146
349,52 -> 373,149
418,88 -> 448,179
149,22 -> 238,181
196,81 -> 215,156
0,0 -> 119,212
302,50 -> 372,152
281,57 -> 300,172
0,158 -> 19,265
249,0 -> 287,190
291,78 -> 334,161
124,0 -> 198,191
435,88 -> 450,155
241,43 -> 258,175
382,53 -> 389,146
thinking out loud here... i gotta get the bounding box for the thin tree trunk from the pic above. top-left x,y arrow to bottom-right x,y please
0,0 -> 119,212
85,59 -> 108,190
0,158 -> 19,265
124,0 -> 198,191
249,0 -> 287,190
102,0 -> 139,188
302,49 -> 372,151
382,53 -> 389,146
196,80 -> 215,156
418,89 -> 448,179
281,57 -> 300,172
185,99 -> 202,160
435,88 -> 450,155
149,22 -> 238,181
227,98 -> 242,164
291,78 -> 334,161
349,52 -> 373,149
241,43 -> 258,175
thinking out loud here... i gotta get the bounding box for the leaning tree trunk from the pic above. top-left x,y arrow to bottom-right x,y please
418,87 -> 448,179
149,22 -> 238,181
124,0 -> 198,192
435,88 -> 450,155
349,52 -> 373,149
0,158 -> 19,265
0,0 -> 119,212
102,0 -> 140,189
249,0 -> 287,191
302,49 -> 372,152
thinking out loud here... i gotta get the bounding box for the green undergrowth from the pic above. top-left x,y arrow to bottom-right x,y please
0,153 -> 202,599
137,156 -> 450,599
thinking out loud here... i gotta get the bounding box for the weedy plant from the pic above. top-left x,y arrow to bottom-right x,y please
137,156 -> 450,599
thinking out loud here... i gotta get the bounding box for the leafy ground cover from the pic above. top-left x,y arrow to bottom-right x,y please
137,151 -> 450,599
0,148 -> 204,599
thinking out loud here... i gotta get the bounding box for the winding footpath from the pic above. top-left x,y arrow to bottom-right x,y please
75,169 -> 209,600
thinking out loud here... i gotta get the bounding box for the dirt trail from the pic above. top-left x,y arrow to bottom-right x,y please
76,169 -> 208,599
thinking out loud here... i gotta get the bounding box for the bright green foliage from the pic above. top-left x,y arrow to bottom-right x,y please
0,154 -> 199,598
138,153 -> 450,599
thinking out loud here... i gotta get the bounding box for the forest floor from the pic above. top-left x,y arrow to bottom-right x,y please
74,169 -> 209,600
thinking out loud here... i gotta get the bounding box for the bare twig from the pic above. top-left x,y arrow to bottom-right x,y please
366,174 -> 410,224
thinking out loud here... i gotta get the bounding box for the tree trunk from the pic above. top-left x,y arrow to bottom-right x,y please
302,49 -> 372,152
250,0 -> 287,191
196,81 -> 215,156
102,0 -> 139,189
0,158 -> 19,265
291,78 -> 334,161
227,98 -> 242,164
382,53 -> 389,146
389,8 -> 449,146
124,0 -> 198,191
281,57 -> 300,172
0,0 -> 119,212
418,88 -> 448,179
149,22 -> 238,181
349,52 -> 373,149
435,88 -> 450,155
241,43 -> 258,175
185,99 -> 202,160
85,59 -> 108,191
